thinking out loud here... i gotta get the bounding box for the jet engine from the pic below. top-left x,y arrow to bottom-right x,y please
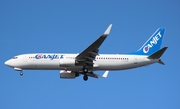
60,70 -> 79,79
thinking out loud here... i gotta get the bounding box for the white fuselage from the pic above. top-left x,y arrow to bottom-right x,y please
4,25 -> 166,81
5,53 -> 159,71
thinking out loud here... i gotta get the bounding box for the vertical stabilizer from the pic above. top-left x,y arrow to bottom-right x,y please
133,28 -> 165,55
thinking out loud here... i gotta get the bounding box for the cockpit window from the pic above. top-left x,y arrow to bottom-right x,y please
12,57 -> 18,59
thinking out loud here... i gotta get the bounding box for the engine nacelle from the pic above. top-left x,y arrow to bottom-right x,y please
60,70 -> 78,79
59,59 -> 75,67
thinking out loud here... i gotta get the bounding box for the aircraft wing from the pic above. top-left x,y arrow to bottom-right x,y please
75,24 -> 112,69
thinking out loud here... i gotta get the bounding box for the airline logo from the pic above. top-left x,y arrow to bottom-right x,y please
35,54 -> 64,60
143,32 -> 162,53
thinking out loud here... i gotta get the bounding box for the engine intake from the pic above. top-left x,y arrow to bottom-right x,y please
60,70 -> 79,79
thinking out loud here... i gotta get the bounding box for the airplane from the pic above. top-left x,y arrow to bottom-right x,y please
4,24 -> 168,81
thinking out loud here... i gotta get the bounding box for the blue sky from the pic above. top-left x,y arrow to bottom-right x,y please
1,0 -> 179,109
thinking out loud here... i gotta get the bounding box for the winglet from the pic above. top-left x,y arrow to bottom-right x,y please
104,24 -> 112,35
102,70 -> 109,78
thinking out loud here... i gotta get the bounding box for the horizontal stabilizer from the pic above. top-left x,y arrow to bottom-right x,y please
158,59 -> 165,65
148,47 -> 168,59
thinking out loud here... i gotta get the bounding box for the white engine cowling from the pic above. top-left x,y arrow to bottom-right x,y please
59,59 -> 75,67
60,70 -> 76,78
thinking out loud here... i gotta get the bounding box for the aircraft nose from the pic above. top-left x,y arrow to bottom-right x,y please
5,60 -> 10,66
4,60 -> 13,67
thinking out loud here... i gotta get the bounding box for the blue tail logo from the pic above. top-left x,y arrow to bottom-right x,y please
132,28 -> 165,55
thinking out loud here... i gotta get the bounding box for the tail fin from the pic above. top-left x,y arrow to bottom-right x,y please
134,28 -> 165,55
